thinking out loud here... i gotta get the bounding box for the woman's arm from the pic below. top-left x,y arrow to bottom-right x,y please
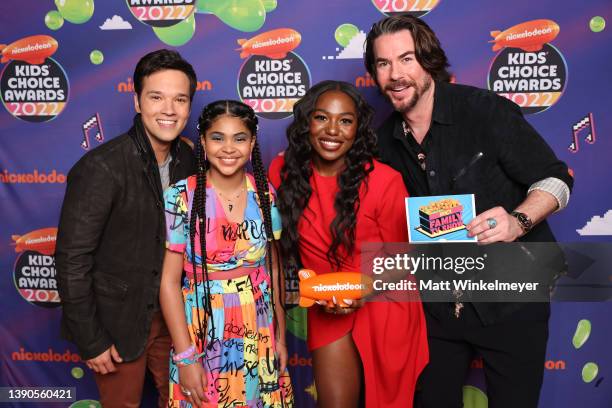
270,242 -> 288,373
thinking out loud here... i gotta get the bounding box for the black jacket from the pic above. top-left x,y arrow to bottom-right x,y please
377,82 -> 573,324
55,114 -> 195,361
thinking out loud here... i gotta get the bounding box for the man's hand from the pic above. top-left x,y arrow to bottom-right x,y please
85,345 -> 123,375
467,206 -> 523,244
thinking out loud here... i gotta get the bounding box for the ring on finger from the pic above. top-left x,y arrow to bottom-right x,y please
180,387 -> 191,396
486,217 -> 497,229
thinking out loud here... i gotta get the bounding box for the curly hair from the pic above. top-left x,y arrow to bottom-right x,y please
364,14 -> 452,83
190,100 -> 277,349
277,80 -> 378,274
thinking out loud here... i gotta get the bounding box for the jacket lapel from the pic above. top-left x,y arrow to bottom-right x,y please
129,114 -> 164,201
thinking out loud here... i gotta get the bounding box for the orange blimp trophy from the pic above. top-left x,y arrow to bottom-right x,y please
298,269 -> 373,308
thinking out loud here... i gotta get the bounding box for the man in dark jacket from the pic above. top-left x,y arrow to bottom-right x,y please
365,16 -> 573,408
55,49 -> 196,407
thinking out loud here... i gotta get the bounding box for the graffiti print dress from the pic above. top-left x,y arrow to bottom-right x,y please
164,174 -> 293,407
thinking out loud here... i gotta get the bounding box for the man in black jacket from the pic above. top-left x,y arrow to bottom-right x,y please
55,49 -> 196,407
365,16 -> 573,408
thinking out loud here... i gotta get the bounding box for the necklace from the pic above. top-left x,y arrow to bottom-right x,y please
216,187 -> 245,212
402,121 -> 427,171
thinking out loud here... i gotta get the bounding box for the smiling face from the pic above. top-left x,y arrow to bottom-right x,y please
373,30 -> 433,114
134,69 -> 191,153
203,114 -> 255,178
308,89 -> 358,176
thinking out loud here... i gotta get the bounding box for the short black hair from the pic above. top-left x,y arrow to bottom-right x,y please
133,49 -> 197,101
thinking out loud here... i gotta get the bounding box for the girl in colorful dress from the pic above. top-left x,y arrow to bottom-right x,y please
269,81 -> 428,407
160,100 -> 293,407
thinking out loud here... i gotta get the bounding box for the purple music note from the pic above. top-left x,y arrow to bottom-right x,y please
569,113 -> 596,153
81,113 -> 104,150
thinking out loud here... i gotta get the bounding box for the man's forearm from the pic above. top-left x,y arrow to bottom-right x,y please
514,189 -> 560,233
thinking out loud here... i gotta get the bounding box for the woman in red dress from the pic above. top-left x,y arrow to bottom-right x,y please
269,80 -> 428,407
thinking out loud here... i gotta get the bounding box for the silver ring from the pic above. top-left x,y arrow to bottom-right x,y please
181,388 -> 191,396
487,218 -> 497,229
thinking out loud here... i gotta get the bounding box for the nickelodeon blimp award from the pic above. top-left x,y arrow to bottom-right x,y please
298,269 -> 373,308
406,194 -> 477,243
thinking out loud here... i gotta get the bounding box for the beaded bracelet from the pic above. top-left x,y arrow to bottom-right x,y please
172,344 -> 196,362
175,352 -> 205,367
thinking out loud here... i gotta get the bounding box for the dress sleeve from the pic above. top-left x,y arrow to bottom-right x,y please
164,179 -> 189,253
375,170 -> 410,243
267,154 -> 284,190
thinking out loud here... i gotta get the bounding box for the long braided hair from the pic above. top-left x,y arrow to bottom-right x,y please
277,80 -> 378,275
190,100 -> 279,351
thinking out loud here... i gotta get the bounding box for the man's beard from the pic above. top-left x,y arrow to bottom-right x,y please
384,76 -> 432,114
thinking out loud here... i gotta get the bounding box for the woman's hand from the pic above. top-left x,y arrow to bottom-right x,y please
178,363 -> 208,406
318,296 -> 365,315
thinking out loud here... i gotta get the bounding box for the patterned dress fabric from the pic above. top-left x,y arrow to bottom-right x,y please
164,173 -> 293,407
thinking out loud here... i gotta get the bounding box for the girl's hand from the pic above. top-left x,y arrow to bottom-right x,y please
179,363 -> 208,406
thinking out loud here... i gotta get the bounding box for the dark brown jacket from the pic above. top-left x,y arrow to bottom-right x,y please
55,114 -> 195,361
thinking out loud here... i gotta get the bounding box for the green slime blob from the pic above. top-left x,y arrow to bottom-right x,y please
69,400 -> 102,408
334,23 -> 359,47
215,0 -> 266,32
71,366 -> 84,379
55,0 -> 94,24
152,14 -> 196,47
45,10 -> 65,30
262,0 -> 277,12
462,385 -> 488,408
286,306 -> 307,341
90,50 -> 104,65
196,0 -> 221,14
572,319 -> 591,349
582,362 -> 598,383
589,16 -> 606,33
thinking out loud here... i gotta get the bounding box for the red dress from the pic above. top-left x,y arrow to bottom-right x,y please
269,156 -> 428,407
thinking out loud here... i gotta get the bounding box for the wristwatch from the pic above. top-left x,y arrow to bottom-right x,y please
511,211 -> 533,233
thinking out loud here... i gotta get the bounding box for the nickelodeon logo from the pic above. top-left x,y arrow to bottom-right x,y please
1,169 -> 66,184
0,35 -> 58,65
288,353 -> 312,367
355,73 -> 376,88
471,357 -> 566,370
12,227 -> 57,255
490,19 -> 560,52
237,28 -> 301,59
117,77 -> 212,93
12,347 -> 82,363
